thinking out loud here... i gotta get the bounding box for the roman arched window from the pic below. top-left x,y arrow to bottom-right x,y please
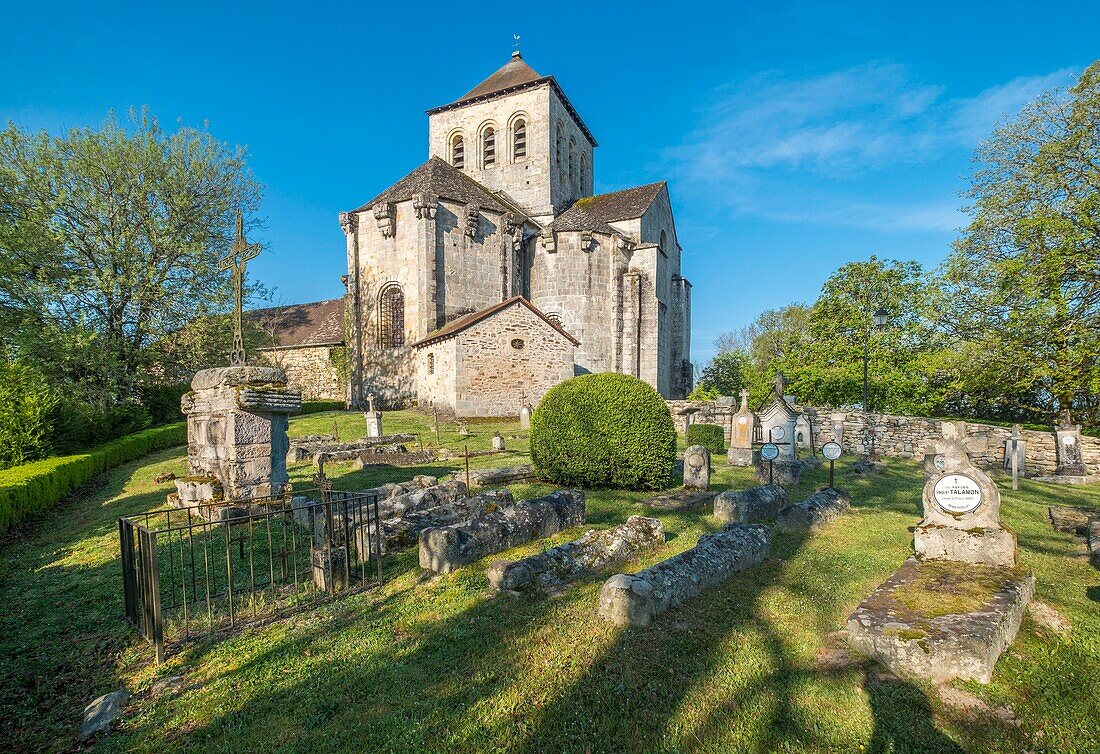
378,283 -> 405,349
451,134 -> 464,169
568,138 -> 577,184
512,119 -> 527,161
556,124 -> 564,178
482,127 -> 496,167
580,153 -> 588,189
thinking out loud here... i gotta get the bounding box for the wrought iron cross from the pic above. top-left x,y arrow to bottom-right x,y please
513,34 -> 521,53
218,209 -> 262,366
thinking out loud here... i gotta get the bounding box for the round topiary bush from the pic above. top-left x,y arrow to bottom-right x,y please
686,423 -> 726,455
530,373 -> 676,490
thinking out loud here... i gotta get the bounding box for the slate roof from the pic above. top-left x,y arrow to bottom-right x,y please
247,298 -> 345,349
551,182 -> 666,233
353,157 -> 508,213
411,296 -> 580,349
426,53 -> 597,147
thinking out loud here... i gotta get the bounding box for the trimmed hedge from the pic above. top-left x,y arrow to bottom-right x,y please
0,423 -> 186,536
301,401 -> 346,415
530,373 -> 676,491
686,423 -> 726,455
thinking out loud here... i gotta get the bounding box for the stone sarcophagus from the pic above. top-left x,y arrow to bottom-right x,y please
178,366 -> 301,505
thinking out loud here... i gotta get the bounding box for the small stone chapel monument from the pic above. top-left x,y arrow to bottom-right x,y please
174,211 -> 301,515
846,428 -> 1034,684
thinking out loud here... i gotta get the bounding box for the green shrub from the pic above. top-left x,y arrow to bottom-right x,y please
301,401 -> 346,415
47,397 -> 154,454
0,423 -> 185,535
0,360 -> 58,468
530,373 -> 676,490
686,423 -> 726,454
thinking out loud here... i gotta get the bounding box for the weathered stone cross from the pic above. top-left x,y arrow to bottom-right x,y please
218,209 -> 262,366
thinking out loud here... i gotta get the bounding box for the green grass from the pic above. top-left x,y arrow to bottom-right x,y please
1,410 -> 1099,753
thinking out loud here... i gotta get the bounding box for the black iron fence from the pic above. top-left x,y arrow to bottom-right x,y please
119,484 -> 385,664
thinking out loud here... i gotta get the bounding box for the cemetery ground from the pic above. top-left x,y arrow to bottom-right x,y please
1,412 -> 1098,753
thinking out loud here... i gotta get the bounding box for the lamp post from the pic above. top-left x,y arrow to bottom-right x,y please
862,306 -> 889,413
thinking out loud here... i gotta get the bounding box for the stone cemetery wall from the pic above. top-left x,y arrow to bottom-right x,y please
666,400 -> 1100,475
597,524 -> 770,627
256,345 -> 345,401
713,484 -> 787,524
488,515 -> 665,594
419,489 -> 585,574
775,488 -> 851,533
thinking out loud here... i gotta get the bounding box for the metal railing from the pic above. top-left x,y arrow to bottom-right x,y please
119,482 -> 384,664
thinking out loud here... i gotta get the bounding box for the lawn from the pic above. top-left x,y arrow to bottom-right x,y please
1,409 -> 1098,753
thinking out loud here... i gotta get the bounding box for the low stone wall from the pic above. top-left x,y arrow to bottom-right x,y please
358,489 -> 513,556
419,490 -> 586,574
469,465 -> 536,488
597,524 -> 770,627
488,515 -> 665,594
667,400 -> 1100,476
713,485 -> 787,524
775,488 -> 851,533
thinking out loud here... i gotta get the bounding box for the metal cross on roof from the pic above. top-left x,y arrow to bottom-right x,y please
513,34 -> 521,53
218,209 -> 262,366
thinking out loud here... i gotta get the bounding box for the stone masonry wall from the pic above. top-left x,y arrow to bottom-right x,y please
451,303 -> 574,417
257,345 -> 344,402
666,400 -> 1100,476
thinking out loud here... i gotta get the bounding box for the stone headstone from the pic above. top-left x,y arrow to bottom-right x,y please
683,445 -> 711,490
364,411 -> 383,439
1002,437 -> 1027,474
178,366 -> 300,503
727,389 -> 756,467
519,404 -> 532,430
492,433 -> 506,451
1055,425 -> 1086,476
830,412 -> 847,446
915,438 -> 1015,566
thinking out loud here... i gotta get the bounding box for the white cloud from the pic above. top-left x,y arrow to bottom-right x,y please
670,64 -> 1078,232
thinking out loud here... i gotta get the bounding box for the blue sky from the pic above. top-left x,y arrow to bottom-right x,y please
2,1 -> 1097,362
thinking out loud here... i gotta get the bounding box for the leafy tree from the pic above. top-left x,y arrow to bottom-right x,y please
0,109 -> 263,405
943,62 -> 1100,426
692,350 -> 750,399
0,359 -> 58,468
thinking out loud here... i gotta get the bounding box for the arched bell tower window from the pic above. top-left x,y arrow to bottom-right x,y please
512,119 -> 527,161
482,127 -> 496,167
568,138 -> 577,185
580,153 -> 588,191
451,134 -> 465,170
556,123 -> 564,179
378,283 -> 405,349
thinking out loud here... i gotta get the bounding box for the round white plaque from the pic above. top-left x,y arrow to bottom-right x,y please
771,426 -> 786,440
1063,435 -> 1077,446
760,443 -> 780,461
738,416 -> 748,425
932,474 -> 983,514
822,441 -> 842,461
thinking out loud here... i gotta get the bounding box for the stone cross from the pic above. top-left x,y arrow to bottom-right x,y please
218,209 -> 262,366
739,388 -> 750,410
366,393 -> 376,412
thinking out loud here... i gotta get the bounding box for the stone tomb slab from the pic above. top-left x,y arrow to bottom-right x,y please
713,484 -> 787,524
643,488 -> 718,512
775,488 -> 851,533
846,557 -> 1035,684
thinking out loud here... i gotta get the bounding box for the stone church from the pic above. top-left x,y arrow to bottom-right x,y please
327,52 -> 692,413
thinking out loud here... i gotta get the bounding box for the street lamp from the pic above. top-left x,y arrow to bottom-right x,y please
862,307 -> 890,413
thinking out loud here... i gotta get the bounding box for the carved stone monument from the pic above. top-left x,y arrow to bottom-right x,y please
519,404 -> 532,430
364,394 -> 383,439
1055,424 -> 1086,476
726,389 -> 756,467
683,445 -> 711,490
914,438 -> 1016,566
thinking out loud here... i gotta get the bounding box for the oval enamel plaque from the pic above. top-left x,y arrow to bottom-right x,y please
760,443 -> 780,461
822,442 -> 842,461
932,474 -> 983,514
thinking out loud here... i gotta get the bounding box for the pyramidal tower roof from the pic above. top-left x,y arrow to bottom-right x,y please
460,51 -> 544,101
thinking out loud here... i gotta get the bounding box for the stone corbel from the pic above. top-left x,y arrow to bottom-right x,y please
541,231 -> 556,254
512,228 -> 524,252
616,234 -> 636,253
339,211 -> 358,235
502,212 -> 517,235
465,204 -> 480,238
580,232 -> 595,253
413,193 -> 437,220
373,202 -> 396,238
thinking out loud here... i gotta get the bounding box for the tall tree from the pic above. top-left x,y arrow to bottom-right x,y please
944,62 -> 1100,425
0,109 -> 263,403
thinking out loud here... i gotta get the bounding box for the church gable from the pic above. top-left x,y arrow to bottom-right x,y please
352,157 -> 507,214
551,182 -> 665,233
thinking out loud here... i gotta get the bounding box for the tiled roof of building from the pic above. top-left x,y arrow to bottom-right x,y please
411,296 -> 580,349
247,298 -> 345,349
353,156 -> 508,213
460,53 -> 545,101
426,53 -> 597,147
551,182 -> 666,233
